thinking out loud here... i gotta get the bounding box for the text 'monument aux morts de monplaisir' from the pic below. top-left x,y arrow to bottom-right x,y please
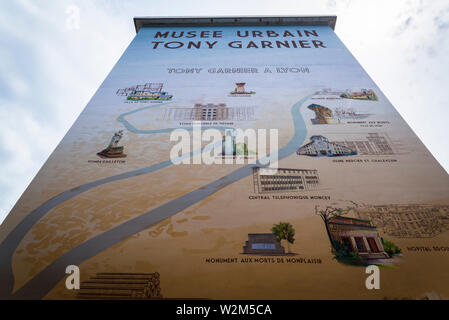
151,29 -> 328,50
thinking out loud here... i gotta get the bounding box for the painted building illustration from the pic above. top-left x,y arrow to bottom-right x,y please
194,103 -> 228,121
221,134 -> 256,156
328,216 -> 389,260
340,89 -> 378,101
296,135 -> 357,157
334,107 -> 371,119
315,88 -> 378,101
308,104 -> 371,124
163,105 -> 254,121
97,130 -> 127,158
243,234 -> 285,255
230,82 -> 255,96
253,167 -> 319,193
308,104 -> 340,124
333,133 -> 394,155
116,82 -> 172,101
2,15 -> 449,300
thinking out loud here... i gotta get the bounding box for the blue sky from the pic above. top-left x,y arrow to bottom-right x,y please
0,0 -> 448,223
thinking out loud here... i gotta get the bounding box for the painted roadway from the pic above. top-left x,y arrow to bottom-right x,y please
0,94 -> 312,299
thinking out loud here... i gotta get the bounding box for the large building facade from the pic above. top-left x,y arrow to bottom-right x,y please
1,16 -> 449,300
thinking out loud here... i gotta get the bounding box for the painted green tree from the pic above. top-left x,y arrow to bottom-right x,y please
271,222 -> 295,254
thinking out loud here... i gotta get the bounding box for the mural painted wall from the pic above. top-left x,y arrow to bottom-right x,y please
1,24 -> 449,300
